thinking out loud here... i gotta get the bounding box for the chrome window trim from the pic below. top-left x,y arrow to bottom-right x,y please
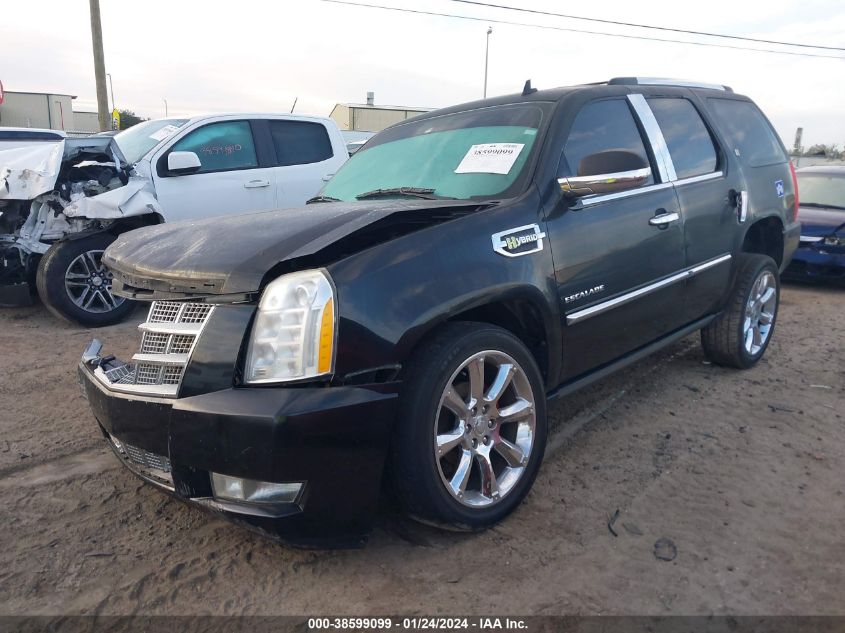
576,182 -> 674,208
673,171 -> 724,187
566,253 -> 732,325
627,94 -> 676,182
563,167 -> 652,187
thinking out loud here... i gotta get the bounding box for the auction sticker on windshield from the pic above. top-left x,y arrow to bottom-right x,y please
455,143 -> 524,175
149,124 -> 181,142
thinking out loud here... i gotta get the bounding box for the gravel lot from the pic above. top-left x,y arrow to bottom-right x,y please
0,282 -> 842,616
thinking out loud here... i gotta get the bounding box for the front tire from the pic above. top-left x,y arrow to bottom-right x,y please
36,233 -> 135,327
392,322 -> 547,529
701,253 -> 780,369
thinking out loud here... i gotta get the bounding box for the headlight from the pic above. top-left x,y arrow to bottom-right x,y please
244,269 -> 336,384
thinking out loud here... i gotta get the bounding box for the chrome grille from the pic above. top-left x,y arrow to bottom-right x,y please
149,302 -> 181,323
110,435 -> 173,489
169,334 -> 195,354
124,442 -> 171,473
180,304 -> 213,323
140,332 -> 169,354
96,301 -> 214,397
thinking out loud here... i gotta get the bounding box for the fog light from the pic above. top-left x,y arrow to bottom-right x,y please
210,473 -> 303,504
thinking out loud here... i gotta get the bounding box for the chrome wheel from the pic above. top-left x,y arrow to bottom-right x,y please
434,350 -> 536,508
64,249 -> 124,313
743,270 -> 776,355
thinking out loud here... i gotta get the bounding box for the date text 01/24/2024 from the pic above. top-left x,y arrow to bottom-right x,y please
306,617 -> 528,630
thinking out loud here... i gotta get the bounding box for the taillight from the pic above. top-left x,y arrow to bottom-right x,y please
789,161 -> 800,221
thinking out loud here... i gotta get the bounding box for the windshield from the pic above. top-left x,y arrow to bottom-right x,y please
322,104 -> 547,202
114,118 -> 188,164
797,172 -> 845,209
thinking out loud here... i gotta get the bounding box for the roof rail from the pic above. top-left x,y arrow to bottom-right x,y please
608,77 -> 733,92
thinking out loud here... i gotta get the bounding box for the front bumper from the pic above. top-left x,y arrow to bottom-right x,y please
784,238 -> 845,283
79,345 -> 399,548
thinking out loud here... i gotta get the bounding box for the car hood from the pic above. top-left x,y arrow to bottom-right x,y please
798,205 -> 845,237
104,199 -> 487,297
0,137 -> 128,201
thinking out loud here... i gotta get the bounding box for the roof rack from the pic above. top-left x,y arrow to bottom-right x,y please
608,77 -> 733,92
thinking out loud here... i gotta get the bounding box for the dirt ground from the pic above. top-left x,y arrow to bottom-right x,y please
0,282 -> 842,616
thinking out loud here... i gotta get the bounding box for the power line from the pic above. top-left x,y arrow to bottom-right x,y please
321,0 -> 845,60
449,0 -> 845,52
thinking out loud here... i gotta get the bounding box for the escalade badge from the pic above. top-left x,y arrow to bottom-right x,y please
565,284 -> 606,304
491,224 -> 547,258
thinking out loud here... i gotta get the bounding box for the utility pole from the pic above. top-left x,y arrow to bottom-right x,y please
88,0 -> 109,131
483,27 -> 493,98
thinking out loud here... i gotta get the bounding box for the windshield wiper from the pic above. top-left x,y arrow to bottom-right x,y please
306,195 -> 342,204
355,187 -> 455,200
801,202 -> 845,211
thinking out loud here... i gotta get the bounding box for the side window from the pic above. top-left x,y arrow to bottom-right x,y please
170,121 -> 258,173
707,99 -> 787,167
269,120 -> 333,167
560,99 -> 654,186
648,98 -> 718,179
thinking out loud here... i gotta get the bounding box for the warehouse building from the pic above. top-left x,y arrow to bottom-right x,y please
0,90 -> 100,135
329,92 -> 430,132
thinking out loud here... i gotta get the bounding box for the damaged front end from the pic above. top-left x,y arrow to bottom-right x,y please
0,134 -> 161,306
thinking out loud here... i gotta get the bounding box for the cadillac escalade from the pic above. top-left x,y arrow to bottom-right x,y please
78,78 -> 800,546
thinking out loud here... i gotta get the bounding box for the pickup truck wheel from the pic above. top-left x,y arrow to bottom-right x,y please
700,253 -> 780,369
393,322 -> 547,529
36,234 -> 135,327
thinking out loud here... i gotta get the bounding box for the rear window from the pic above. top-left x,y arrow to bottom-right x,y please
708,99 -> 787,167
648,98 -> 718,179
269,120 -> 333,167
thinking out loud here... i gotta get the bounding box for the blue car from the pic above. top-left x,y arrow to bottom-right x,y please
784,166 -> 845,284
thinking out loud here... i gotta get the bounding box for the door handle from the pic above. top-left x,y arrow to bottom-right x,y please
322,173 -> 335,182
244,179 -> 270,189
729,189 -> 748,222
649,211 -> 680,227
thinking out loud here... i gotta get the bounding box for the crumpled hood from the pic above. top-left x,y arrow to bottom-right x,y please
104,199 -> 483,296
0,135 -> 129,202
0,141 -> 65,199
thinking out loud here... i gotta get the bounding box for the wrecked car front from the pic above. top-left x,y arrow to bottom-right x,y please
0,121 -> 183,307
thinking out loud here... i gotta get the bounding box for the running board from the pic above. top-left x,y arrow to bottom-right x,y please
547,315 -> 716,402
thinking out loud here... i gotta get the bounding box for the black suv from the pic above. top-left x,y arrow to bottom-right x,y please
79,78 -> 800,546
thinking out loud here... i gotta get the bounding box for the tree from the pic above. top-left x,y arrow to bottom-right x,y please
804,144 -> 840,159
116,109 -> 148,130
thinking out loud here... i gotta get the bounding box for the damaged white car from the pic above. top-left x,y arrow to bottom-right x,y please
0,114 -> 348,325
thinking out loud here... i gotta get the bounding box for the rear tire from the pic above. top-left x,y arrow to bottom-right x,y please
36,233 -> 135,327
392,322 -> 547,529
701,253 -> 780,369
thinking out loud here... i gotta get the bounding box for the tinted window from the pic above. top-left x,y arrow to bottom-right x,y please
269,120 -> 333,166
560,99 -> 653,185
171,121 -> 258,173
648,98 -> 717,179
708,99 -> 786,167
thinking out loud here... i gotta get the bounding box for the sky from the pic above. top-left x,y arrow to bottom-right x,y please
2,0 -> 844,148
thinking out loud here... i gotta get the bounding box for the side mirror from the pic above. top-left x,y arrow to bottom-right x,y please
167,151 -> 201,175
558,150 -> 651,198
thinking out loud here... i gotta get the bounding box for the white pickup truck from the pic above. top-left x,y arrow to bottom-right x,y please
0,114 -> 348,325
